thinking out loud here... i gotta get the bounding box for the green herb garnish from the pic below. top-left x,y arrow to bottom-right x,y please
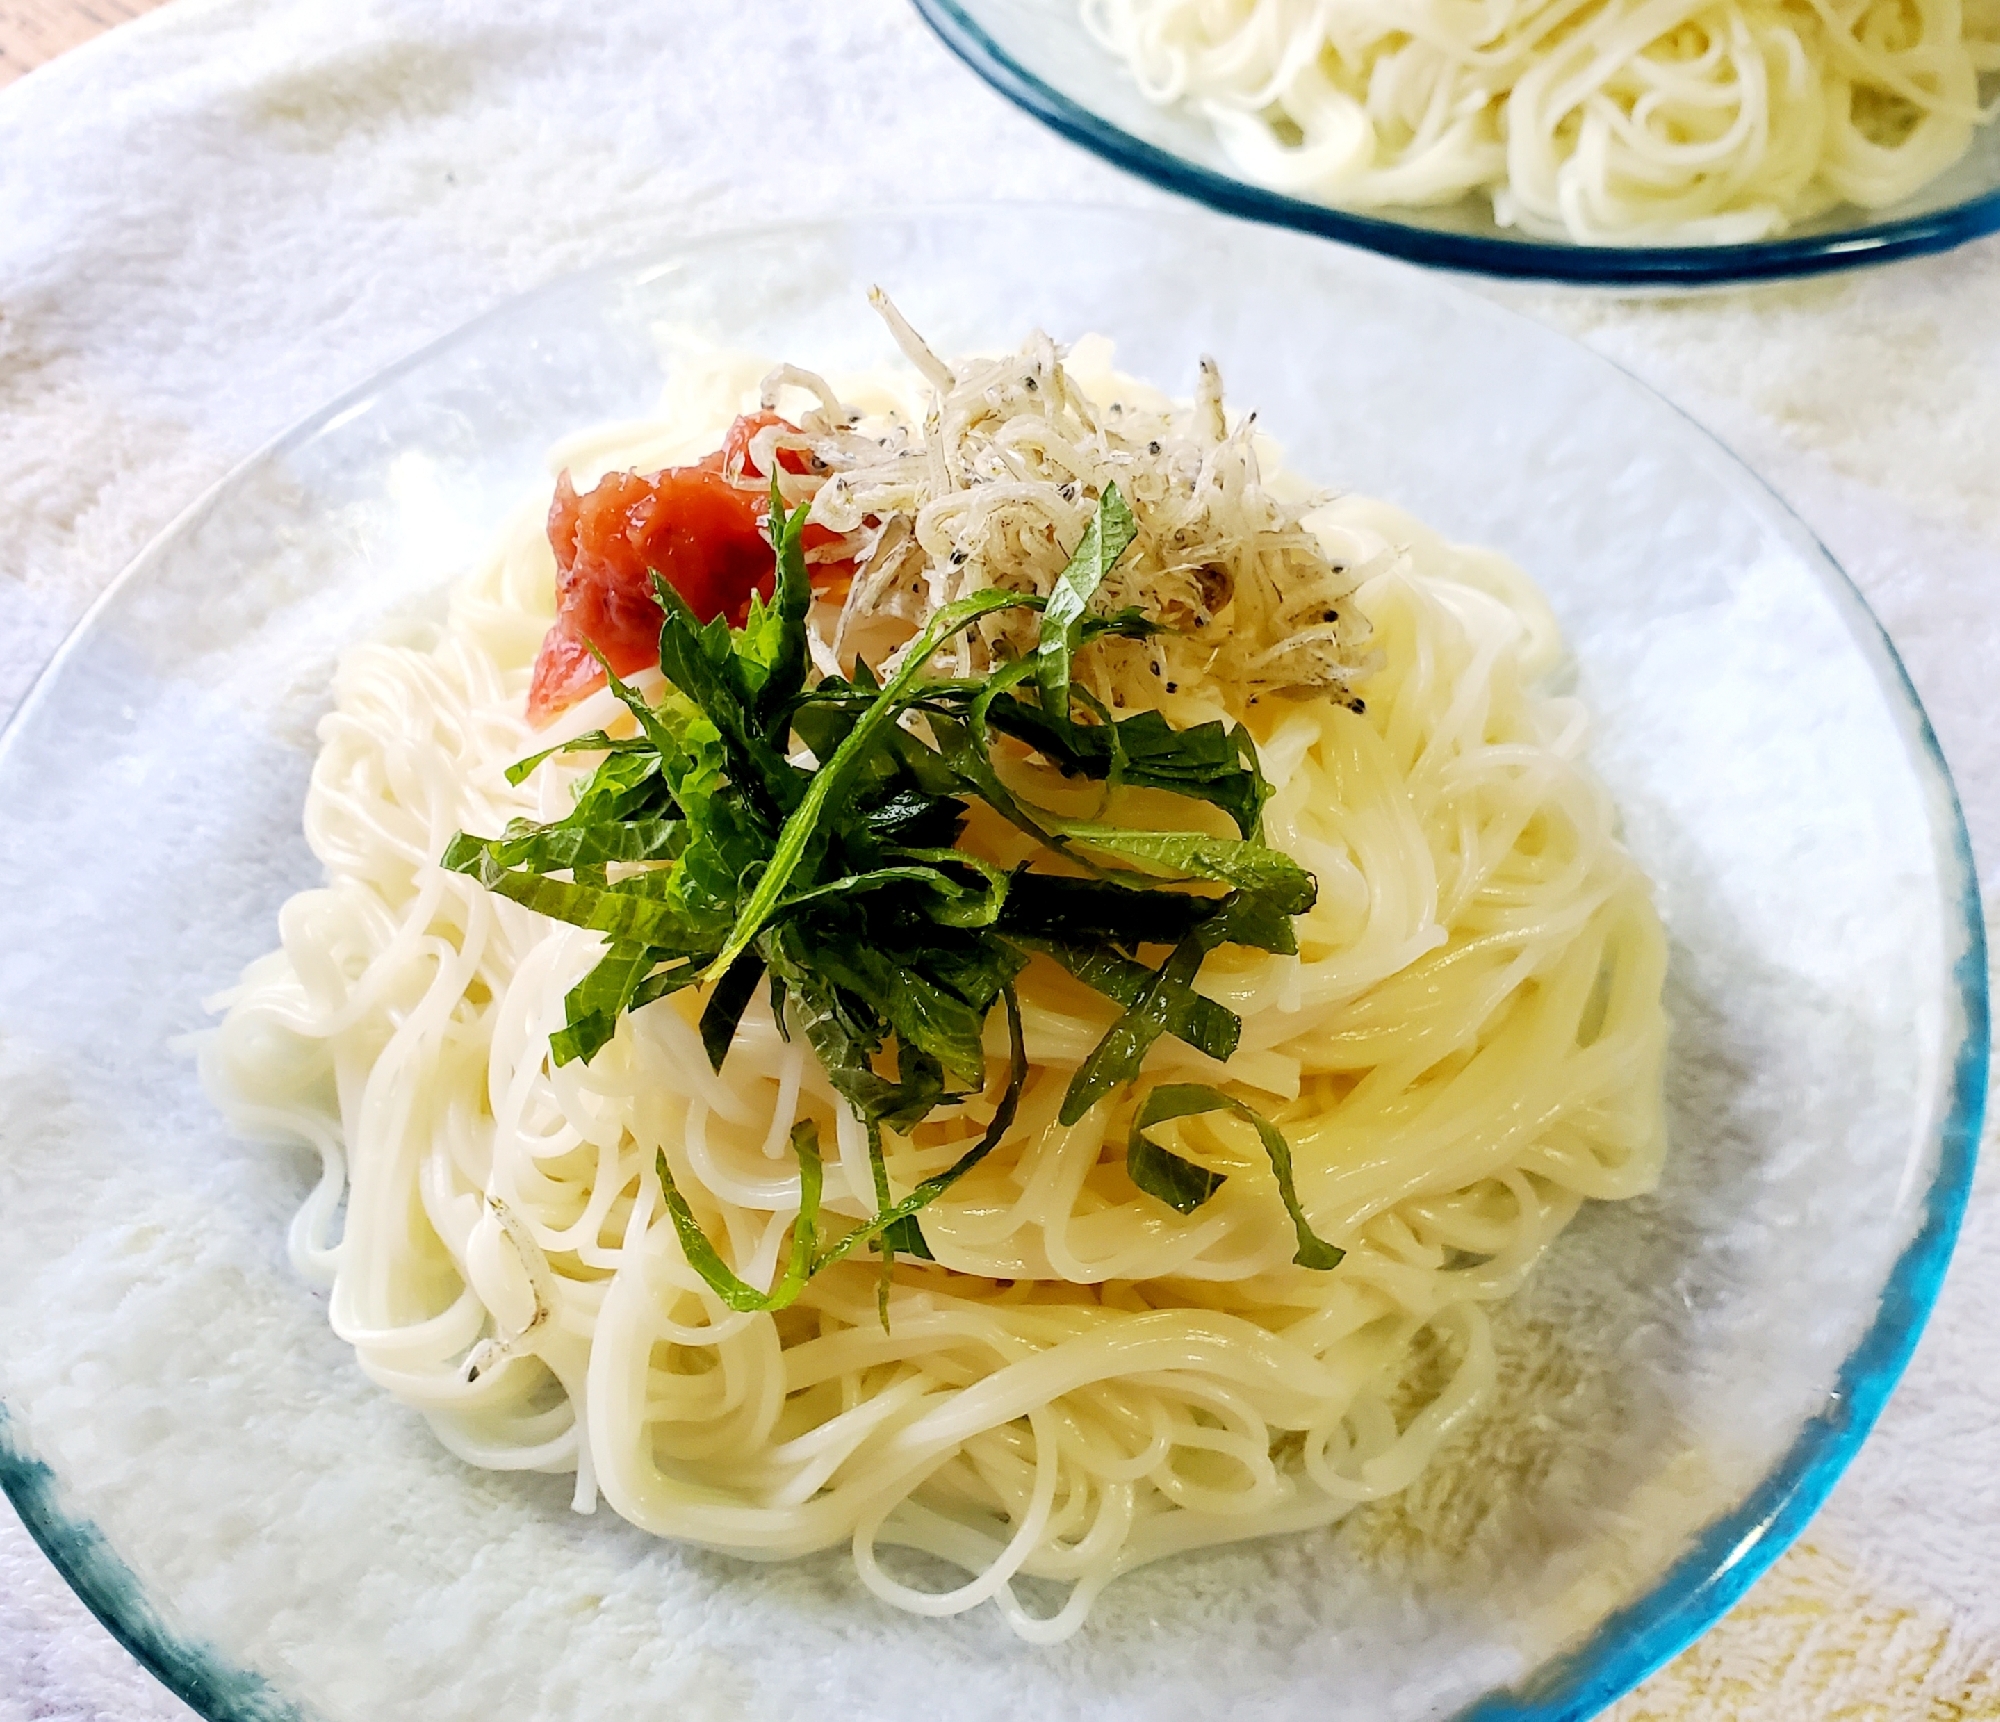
1127,1084 -> 1343,1269
445,481 -> 1342,1313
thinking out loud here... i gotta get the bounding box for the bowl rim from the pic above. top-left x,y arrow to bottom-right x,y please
0,205 -> 1987,1722
910,0 -> 2000,286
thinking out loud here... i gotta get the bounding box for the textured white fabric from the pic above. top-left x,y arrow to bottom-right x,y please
2,3 -> 1998,1717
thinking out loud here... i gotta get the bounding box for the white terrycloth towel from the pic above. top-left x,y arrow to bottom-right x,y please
2,3 -> 1998,1717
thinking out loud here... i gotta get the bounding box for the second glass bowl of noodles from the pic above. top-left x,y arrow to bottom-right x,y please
0,206 -> 1981,1722
912,0 -> 2000,284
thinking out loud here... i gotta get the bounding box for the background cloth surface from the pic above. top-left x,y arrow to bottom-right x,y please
1,2 -> 1998,1716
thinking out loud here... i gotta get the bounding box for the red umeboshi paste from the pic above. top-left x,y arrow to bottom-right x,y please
526,412 -> 838,725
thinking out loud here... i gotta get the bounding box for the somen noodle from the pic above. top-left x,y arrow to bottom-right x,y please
205,322 -> 1669,1640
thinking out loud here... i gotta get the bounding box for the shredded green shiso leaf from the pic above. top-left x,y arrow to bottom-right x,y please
444,482 -> 1343,1317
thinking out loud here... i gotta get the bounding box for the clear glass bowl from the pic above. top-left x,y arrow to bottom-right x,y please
0,206 -> 1983,1722
913,0 -> 2000,286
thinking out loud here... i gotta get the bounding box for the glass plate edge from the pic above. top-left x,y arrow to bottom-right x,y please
1460,525 -> 1991,1716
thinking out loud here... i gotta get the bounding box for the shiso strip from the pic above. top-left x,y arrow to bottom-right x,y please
445,481 -> 1340,1315
1126,1085 -> 1343,1270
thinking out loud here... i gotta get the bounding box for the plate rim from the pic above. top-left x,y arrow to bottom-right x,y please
0,205 -> 1987,1722
909,0 -> 2000,286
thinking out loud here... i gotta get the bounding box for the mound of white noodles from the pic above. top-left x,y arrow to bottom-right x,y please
1084,0 -> 2000,242
205,350 -> 1668,1640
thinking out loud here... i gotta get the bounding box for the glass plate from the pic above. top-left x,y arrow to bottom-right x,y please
912,0 -> 2000,286
0,206 -> 1983,1722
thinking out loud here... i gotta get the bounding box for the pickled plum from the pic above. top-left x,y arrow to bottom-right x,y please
525,413 -> 835,725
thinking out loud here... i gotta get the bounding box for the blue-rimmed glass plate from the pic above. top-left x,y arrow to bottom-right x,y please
913,0 -> 2000,286
0,205 -> 1984,1721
